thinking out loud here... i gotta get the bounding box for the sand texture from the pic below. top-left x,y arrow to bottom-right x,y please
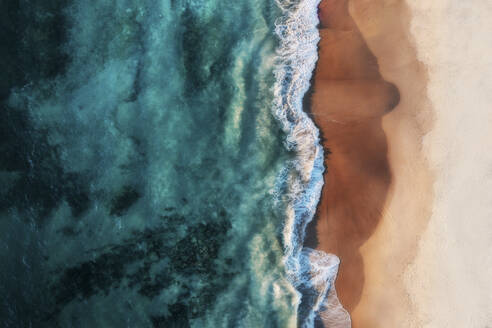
310,0 -> 492,327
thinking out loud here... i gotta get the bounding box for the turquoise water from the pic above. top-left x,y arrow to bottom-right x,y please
0,0 -> 344,327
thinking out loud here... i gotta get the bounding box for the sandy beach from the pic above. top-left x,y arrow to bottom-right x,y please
310,0 -> 492,327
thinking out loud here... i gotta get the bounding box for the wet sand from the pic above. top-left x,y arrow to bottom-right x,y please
310,0 -> 433,326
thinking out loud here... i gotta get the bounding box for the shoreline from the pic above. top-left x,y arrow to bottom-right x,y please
308,0 -> 433,326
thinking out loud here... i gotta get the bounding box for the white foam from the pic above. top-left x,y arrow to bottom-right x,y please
272,0 -> 351,326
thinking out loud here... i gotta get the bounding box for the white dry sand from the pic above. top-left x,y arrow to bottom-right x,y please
405,1 -> 492,327
344,1 -> 492,327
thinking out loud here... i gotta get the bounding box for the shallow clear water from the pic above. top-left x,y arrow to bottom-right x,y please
0,0 -> 337,327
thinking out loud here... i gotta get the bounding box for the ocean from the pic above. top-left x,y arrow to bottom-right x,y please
0,0 -> 340,326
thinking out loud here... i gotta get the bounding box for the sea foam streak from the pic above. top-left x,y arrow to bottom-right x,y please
273,0 -> 351,326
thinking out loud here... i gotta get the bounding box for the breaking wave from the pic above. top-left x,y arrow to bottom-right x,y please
272,0 -> 351,326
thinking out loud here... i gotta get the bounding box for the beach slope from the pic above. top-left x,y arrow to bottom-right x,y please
310,0 -> 492,327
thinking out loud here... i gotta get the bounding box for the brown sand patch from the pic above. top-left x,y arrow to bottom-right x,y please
311,0 -> 433,326
311,0 -> 398,312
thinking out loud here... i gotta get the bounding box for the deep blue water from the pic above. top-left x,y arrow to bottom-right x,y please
0,0 -> 343,327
